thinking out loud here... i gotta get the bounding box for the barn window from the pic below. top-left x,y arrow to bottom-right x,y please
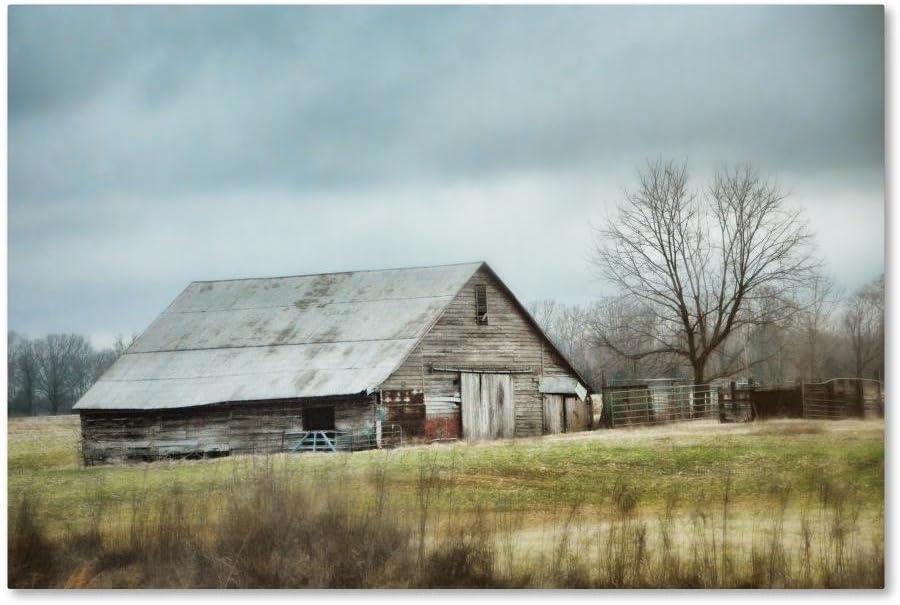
475,285 -> 488,324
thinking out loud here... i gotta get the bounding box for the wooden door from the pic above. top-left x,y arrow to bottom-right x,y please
461,373 -> 515,440
543,394 -> 565,434
565,396 -> 590,432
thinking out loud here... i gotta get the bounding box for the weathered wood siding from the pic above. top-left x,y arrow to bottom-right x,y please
80,395 -> 375,464
564,396 -> 591,432
542,394 -> 565,434
381,266 -> 581,438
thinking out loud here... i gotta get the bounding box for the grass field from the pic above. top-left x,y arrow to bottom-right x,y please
8,414 -> 885,588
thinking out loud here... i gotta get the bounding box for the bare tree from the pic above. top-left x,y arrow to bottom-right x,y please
89,332 -> 138,383
527,300 -> 560,338
593,160 -> 817,384
587,297 -> 683,380
9,333 -> 40,416
795,273 -> 841,381
707,308 -> 779,385
8,331 -> 20,407
843,275 -> 884,379
529,299 -> 601,386
8,331 -> 138,416
33,334 -> 94,414
112,332 -> 138,358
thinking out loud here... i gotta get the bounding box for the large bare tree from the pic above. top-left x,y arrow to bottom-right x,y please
593,160 -> 817,384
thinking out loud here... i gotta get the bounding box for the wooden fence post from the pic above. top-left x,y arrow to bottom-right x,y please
718,382 -> 731,423
855,379 -> 866,419
604,386 -> 614,429
800,380 -> 806,419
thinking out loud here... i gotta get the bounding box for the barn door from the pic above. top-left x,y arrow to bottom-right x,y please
543,394 -> 565,434
461,373 -> 515,440
564,396 -> 590,432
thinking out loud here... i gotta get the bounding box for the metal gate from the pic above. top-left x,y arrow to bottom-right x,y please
603,384 -> 719,428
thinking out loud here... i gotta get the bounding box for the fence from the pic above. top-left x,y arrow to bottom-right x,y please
741,384 -> 803,420
602,384 -> 721,428
600,377 -> 883,429
802,379 -> 884,420
284,422 -> 404,453
717,383 -> 755,423
724,379 -> 882,421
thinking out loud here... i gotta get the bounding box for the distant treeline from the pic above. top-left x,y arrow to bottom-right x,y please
7,333 -> 134,416
529,273 -> 884,389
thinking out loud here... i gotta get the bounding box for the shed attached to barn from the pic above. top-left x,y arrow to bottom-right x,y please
75,262 -> 591,463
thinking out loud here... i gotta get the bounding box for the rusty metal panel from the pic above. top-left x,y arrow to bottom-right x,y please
539,376 -> 587,400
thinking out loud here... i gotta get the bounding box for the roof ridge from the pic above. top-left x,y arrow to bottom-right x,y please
190,261 -> 485,285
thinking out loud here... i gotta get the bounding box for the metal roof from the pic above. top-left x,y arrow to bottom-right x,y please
75,263 -> 483,410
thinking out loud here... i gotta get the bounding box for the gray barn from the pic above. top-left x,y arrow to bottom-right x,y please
75,262 -> 590,463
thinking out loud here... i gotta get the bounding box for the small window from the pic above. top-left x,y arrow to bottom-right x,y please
475,285 -> 488,324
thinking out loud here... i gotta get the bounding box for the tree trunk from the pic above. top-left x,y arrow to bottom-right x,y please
692,364 -> 707,418
693,365 -> 705,385
24,389 -> 34,416
48,387 -> 61,415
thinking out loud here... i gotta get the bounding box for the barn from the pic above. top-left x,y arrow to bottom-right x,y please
74,262 -> 591,463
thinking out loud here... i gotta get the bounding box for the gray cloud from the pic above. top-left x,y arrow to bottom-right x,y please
8,5 -> 884,345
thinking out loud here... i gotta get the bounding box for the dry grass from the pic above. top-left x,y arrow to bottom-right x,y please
9,452 -> 884,588
7,415 -> 885,588
747,423 -> 825,436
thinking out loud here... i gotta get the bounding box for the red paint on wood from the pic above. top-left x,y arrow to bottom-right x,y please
425,414 -> 461,441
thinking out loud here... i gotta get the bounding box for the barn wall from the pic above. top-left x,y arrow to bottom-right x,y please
381,266 -> 580,439
80,395 -> 375,464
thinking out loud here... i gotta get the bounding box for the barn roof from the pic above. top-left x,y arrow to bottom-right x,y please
75,262 -> 484,410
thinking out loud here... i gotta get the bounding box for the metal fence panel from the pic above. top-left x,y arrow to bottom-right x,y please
604,384 -> 722,428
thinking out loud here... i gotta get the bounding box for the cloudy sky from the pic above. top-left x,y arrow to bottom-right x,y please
8,5 -> 884,348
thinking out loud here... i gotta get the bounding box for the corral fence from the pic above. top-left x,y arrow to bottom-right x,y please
801,378 -> 884,420
724,378 -> 883,421
600,377 -> 883,429
602,384 -> 728,428
717,382 -> 804,421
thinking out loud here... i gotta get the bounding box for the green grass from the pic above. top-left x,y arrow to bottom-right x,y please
7,415 -> 885,588
8,415 -> 884,535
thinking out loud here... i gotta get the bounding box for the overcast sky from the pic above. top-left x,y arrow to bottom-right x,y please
8,5 -> 884,348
